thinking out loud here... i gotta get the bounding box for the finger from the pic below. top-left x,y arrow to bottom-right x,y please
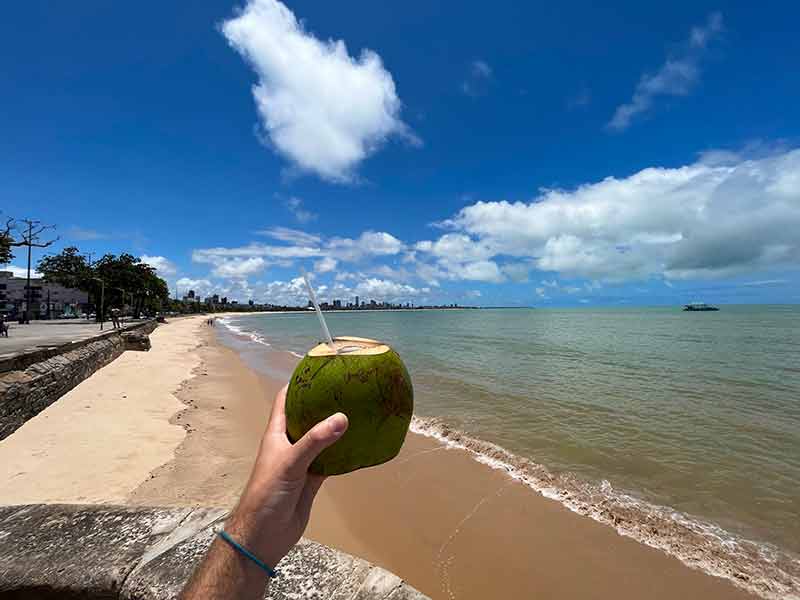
267,384 -> 289,435
297,474 -> 326,524
288,412 -> 348,474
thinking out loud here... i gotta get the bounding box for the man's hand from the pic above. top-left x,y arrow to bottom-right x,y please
226,384 -> 348,568
180,384 -> 348,599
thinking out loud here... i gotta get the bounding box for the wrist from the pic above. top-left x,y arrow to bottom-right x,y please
225,501 -> 286,569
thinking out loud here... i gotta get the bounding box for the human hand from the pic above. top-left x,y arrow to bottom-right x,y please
224,384 -> 348,568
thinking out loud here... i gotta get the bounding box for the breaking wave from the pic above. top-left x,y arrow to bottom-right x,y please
410,416 -> 800,600
218,317 -> 271,347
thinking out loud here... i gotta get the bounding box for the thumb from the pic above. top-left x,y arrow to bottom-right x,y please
289,413 -> 348,474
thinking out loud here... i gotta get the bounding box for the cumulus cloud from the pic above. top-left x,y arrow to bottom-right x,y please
140,255 -> 177,277
176,277 -> 215,297
412,233 -> 504,283
221,0 -> 412,182
284,197 -> 317,223
438,148 -> 800,281
351,278 -> 429,302
4,265 -> 42,279
314,256 -> 338,273
327,231 -> 404,261
254,276 -> 427,306
211,257 -> 266,278
608,12 -> 723,131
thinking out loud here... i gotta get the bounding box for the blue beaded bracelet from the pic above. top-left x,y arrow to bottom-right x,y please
218,530 -> 278,578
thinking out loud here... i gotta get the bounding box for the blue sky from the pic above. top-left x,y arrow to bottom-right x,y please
2,0 -> 799,306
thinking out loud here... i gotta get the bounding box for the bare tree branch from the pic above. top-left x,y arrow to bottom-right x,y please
10,219 -> 59,248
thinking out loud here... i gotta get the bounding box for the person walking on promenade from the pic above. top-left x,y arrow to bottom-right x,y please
110,308 -> 121,329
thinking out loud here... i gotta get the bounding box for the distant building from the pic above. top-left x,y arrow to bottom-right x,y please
333,299 -> 342,308
248,299 -> 254,306
355,296 -> 359,308
188,290 -> 195,299
0,270 -> 89,319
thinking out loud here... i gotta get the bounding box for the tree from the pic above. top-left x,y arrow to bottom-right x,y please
0,216 -> 14,265
37,246 -> 92,289
38,247 -> 170,320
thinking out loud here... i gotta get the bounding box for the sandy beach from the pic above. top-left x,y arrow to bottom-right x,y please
0,316 -> 757,599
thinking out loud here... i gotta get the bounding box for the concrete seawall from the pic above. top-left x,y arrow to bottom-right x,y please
0,504 -> 429,600
0,321 -> 157,441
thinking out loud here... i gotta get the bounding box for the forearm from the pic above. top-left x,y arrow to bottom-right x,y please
180,533 -> 269,600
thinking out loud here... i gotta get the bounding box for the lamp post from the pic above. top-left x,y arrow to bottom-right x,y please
92,277 -> 105,330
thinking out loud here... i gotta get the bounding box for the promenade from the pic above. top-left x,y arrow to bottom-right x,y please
0,319 -> 142,357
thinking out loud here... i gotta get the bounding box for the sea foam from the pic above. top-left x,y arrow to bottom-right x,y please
410,416 -> 800,600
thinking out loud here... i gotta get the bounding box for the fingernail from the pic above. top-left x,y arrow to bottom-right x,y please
329,413 -> 348,435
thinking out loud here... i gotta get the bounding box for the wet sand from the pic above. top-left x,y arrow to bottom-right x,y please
131,326 -> 756,600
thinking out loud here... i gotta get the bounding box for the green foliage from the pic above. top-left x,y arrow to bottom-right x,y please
37,247 -> 170,318
0,234 -> 12,265
37,247 -> 92,289
1,216 -> 15,264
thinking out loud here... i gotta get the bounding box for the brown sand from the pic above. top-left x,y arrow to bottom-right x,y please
130,327 -> 755,600
0,316 -> 204,503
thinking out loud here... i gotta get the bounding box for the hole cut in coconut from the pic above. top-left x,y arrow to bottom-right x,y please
307,336 -> 391,357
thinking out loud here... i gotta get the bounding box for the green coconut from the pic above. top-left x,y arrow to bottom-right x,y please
285,336 -> 414,476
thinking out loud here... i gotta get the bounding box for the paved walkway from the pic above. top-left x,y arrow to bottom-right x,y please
0,319 -> 145,358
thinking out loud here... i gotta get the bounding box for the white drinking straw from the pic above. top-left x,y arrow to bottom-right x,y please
301,270 -> 335,351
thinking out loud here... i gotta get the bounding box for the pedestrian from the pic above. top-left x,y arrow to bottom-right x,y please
110,308 -> 121,329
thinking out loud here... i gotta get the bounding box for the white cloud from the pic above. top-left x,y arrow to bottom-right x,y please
439,148 -> 800,281
221,0 -> 412,182
257,226 -> 321,246
140,255 -> 177,277
608,12 -> 723,131
211,257 -> 266,278
254,275 -> 426,306
352,278 -> 428,302
67,226 -> 109,241
314,256 -> 338,273
462,59 -> 493,96
176,277 -> 215,297
413,234 -> 504,283
327,231 -> 404,261
193,243 -> 321,263
471,60 -> 492,78
501,262 -> 531,282
284,197 -> 317,223
4,265 -> 42,279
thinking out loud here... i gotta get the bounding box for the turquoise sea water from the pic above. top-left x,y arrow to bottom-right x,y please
219,306 -> 800,593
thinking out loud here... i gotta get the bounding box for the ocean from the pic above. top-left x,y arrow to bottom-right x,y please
218,305 -> 800,595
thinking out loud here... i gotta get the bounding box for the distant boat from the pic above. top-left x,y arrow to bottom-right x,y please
683,302 -> 720,312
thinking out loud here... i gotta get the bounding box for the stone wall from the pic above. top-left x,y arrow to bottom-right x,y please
0,321 -> 158,441
0,504 -> 429,600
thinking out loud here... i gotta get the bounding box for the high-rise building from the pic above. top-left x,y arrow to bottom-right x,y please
355,296 -> 359,307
